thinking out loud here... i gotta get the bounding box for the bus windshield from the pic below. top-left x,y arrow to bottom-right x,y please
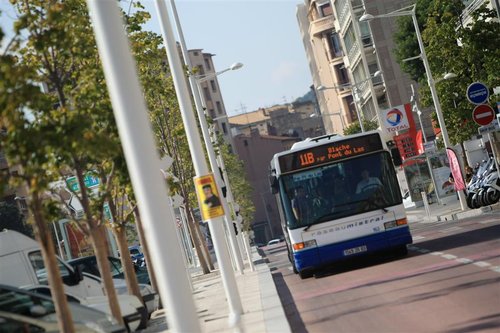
279,152 -> 402,229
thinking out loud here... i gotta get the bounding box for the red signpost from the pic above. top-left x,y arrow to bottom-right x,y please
472,104 -> 495,126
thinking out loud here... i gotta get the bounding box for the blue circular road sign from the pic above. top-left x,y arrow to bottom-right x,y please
467,82 -> 489,105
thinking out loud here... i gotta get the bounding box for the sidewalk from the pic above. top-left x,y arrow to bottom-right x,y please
405,195 -> 500,223
145,247 -> 291,333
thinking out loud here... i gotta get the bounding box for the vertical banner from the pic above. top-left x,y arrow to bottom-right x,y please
194,173 -> 224,221
446,148 -> 465,191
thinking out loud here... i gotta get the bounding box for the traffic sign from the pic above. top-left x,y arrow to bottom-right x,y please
472,104 -> 495,126
467,82 -> 489,105
478,121 -> 500,135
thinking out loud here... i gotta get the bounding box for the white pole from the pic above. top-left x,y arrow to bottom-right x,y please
410,8 -> 467,211
86,1 -> 200,332
169,0 -> 244,274
217,154 -> 254,271
154,0 -> 243,324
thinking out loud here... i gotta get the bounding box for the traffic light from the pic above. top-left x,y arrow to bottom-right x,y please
233,222 -> 239,235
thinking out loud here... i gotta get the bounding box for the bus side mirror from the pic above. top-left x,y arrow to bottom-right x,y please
269,175 -> 279,194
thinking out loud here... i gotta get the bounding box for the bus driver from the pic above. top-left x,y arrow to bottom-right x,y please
356,169 -> 382,194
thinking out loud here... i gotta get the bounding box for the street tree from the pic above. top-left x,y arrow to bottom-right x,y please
128,9 -> 213,273
394,0 -> 500,145
4,0 -> 131,323
344,119 -> 379,136
0,26 -> 76,332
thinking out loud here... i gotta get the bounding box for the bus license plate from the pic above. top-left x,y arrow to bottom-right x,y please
343,245 -> 367,256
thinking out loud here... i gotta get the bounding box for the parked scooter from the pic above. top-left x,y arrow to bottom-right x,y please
466,157 -> 499,209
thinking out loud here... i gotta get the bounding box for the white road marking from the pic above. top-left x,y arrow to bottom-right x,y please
474,261 -> 491,268
442,254 -> 458,260
431,252 -> 444,256
456,258 -> 473,264
412,236 -> 426,241
491,266 -> 500,273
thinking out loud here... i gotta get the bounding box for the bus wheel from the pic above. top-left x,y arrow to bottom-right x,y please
396,245 -> 408,256
299,269 -> 314,279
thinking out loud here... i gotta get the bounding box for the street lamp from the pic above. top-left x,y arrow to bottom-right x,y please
195,62 -> 244,83
360,4 -> 468,211
316,71 -> 382,133
155,0 -> 243,325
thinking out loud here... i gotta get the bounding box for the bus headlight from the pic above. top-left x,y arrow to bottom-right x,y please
292,239 -> 317,251
384,218 -> 407,230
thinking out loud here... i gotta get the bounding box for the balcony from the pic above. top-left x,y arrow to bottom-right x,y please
309,15 -> 336,37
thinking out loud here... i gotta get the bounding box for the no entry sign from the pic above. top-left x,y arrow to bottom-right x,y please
472,104 -> 495,126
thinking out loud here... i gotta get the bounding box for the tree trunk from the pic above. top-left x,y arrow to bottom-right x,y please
133,208 -> 158,292
31,193 -> 75,333
90,224 -> 124,325
187,207 -> 213,272
113,225 -> 143,304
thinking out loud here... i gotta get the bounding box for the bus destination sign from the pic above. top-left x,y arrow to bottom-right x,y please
278,133 -> 383,173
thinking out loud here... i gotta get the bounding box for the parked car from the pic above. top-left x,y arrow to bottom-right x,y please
128,246 -> 145,267
67,256 -> 156,314
0,284 -> 127,332
0,230 -> 147,331
267,239 -> 281,246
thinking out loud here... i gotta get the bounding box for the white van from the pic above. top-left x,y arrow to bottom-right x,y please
0,230 -> 148,331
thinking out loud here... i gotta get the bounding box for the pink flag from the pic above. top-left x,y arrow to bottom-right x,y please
446,148 -> 465,191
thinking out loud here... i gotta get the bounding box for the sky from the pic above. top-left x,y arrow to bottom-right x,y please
0,0 -> 313,117
141,0 -> 313,116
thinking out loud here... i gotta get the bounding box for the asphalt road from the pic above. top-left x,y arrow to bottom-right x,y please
262,212 -> 500,332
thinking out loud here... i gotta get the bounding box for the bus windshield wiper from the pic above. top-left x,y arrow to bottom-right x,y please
303,223 -> 314,231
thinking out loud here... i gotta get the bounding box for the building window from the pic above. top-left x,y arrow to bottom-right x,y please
222,122 -> 227,134
368,63 -> 383,85
203,87 -> 212,101
216,101 -> 223,114
327,32 -> 343,58
197,65 -> 204,75
193,51 -> 199,56
209,109 -> 216,118
344,24 -> 357,52
210,80 -> 217,93
317,1 -> 333,17
204,58 -> 211,70
335,64 -> 349,86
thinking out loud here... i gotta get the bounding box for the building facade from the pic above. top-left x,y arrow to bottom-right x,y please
232,130 -> 300,244
188,49 -> 235,151
297,0 -> 435,139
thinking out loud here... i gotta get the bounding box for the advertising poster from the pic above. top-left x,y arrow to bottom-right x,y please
194,174 -> 224,221
62,221 -> 93,259
428,152 -> 455,198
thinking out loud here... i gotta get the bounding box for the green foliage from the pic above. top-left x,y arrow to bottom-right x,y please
420,3 -> 500,145
343,119 -> 379,136
394,1 -> 499,145
217,139 -> 255,231
0,202 -> 33,237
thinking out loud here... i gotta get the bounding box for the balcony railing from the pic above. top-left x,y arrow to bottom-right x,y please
309,15 -> 336,37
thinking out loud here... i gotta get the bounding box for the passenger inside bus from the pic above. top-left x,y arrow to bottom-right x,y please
291,186 -> 311,224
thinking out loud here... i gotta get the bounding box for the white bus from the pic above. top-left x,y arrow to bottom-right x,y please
269,131 -> 412,278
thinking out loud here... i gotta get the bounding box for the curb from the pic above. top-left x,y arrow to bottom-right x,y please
252,247 -> 291,333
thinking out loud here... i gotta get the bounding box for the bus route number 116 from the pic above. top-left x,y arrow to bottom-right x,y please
299,152 -> 315,166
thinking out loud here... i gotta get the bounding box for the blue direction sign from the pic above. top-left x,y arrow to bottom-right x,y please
467,82 -> 489,105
